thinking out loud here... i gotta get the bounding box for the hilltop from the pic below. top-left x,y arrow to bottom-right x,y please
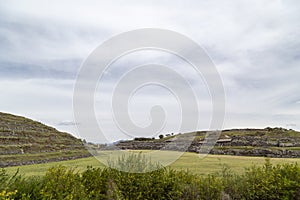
116,127 -> 300,158
0,112 -> 90,167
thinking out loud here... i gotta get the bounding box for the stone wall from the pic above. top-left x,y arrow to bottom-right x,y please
116,135 -> 300,158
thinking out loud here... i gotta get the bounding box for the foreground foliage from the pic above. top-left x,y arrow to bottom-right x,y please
0,155 -> 300,200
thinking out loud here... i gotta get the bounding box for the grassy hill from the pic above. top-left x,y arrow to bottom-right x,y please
117,127 -> 300,157
0,112 -> 90,167
1,110 -> 300,168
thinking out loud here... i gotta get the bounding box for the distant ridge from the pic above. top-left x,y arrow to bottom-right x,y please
0,112 -> 90,167
117,127 -> 300,158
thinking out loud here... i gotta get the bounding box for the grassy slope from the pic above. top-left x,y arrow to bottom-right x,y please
167,127 -> 300,141
0,112 -> 90,166
5,151 -> 300,176
1,111 -> 300,174
118,128 -> 300,157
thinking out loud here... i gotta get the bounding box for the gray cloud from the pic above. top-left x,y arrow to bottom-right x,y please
57,121 -> 79,126
0,0 -> 299,142
0,60 -> 81,80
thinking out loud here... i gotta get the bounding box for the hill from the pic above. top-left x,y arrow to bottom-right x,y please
116,127 -> 300,158
0,112 -> 90,167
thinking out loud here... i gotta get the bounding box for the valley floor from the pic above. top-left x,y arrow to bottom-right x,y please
4,150 -> 300,176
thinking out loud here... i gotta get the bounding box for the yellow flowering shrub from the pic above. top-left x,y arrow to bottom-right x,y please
0,190 -> 17,200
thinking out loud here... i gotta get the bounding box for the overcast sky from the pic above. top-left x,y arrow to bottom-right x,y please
0,0 -> 299,142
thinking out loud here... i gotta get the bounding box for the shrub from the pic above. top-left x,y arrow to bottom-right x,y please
81,167 -> 110,199
240,160 -> 300,199
40,166 -> 86,199
134,137 -> 153,141
1,157 -> 300,199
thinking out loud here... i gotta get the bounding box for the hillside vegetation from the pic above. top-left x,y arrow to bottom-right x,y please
117,127 -> 300,157
0,112 -> 90,167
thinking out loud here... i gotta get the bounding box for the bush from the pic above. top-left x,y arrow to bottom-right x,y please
239,160 -> 300,199
134,137 -> 153,141
1,157 -> 300,199
40,166 -> 86,199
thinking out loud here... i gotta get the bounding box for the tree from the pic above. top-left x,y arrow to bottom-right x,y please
159,134 -> 164,139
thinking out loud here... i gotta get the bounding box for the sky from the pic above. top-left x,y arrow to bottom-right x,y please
0,0 -> 299,143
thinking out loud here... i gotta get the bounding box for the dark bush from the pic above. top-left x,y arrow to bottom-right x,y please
134,137 -> 153,141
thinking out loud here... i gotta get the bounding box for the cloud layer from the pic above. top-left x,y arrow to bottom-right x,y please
0,0 -> 299,142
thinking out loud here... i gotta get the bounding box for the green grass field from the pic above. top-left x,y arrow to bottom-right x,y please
4,151 -> 300,176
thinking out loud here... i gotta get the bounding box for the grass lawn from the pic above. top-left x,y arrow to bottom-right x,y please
4,151 -> 300,176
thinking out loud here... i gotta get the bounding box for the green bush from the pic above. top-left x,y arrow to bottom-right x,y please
239,159 -> 300,199
40,166 -> 86,200
1,156 -> 300,199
